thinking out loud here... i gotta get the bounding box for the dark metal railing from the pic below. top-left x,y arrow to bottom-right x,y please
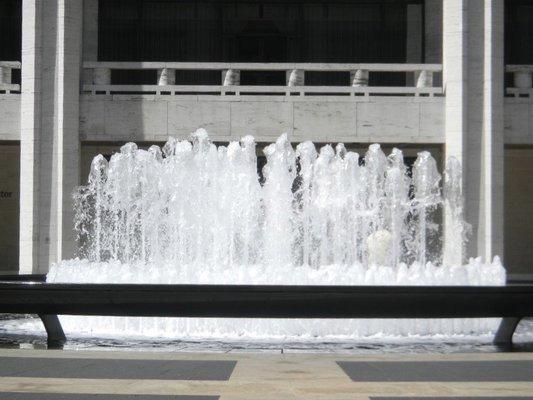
1,275 -> 532,349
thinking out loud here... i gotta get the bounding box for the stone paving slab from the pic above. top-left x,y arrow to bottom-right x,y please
0,395 -> 218,400
338,360 -> 533,382
1,350 -> 533,399
0,357 -> 236,380
371,398 -> 533,400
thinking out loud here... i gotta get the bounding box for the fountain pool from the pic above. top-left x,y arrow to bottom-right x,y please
46,129 -> 505,339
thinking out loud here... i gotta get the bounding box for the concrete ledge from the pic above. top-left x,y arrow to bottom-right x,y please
0,95 -> 20,141
79,95 -> 444,143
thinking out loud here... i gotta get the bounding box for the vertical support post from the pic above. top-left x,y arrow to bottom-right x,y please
286,69 -> 304,86
82,0 -> 98,85
482,0 -> 504,261
157,68 -> 176,86
38,314 -> 66,349
0,66 -> 12,84
287,69 -> 304,95
442,0 -> 504,264
93,67 -> 110,85
425,0 -> 443,87
350,70 -> 368,87
514,71 -> 532,89
494,317 -> 521,346
425,0 -> 443,63
416,70 -> 434,88
222,69 -> 240,86
20,0 -> 43,273
406,3 -> 423,86
19,0 -> 83,273
443,0 -> 468,266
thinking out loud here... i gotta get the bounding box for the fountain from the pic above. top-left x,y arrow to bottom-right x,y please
47,129 -> 505,340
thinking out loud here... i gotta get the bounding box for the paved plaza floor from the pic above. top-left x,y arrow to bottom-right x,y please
0,349 -> 532,399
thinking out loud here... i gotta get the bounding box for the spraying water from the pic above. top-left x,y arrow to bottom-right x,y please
48,129 -> 505,339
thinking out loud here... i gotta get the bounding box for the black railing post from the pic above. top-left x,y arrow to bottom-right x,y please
494,317 -> 522,346
38,314 -> 66,349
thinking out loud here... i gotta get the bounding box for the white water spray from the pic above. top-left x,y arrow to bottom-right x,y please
49,129 -> 505,339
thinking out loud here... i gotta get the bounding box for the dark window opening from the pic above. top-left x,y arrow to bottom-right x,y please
98,0 -> 423,86
0,0 -> 22,85
505,0 -> 533,65
505,0 -> 533,87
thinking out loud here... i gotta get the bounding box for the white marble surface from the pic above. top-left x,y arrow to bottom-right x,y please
79,95 -> 445,144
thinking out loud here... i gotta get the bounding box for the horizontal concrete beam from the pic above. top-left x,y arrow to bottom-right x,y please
79,95 -> 444,144
83,61 -> 443,72
82,84 -> 442,96
4,96 -> 533,145
0,61 -> 21,68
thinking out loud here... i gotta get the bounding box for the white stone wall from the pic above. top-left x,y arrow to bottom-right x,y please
0,95 -> 20,141
6,93 -> 532,146
504,100 -> 533,144
10,96 -> 533,146
443,0 -> 504,263
79,95 -> 444,144
19,0 -> 82,273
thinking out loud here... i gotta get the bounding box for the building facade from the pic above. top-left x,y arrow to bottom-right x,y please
0,0 -> 532,277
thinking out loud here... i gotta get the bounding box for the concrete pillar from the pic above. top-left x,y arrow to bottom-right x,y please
406,4 -> 423,62
425,0 -> 443,63
482,0 -> 504,261
82,0 -> 98,85
443,0 -> 504,264
425,0 -> 442,86
19,0 -> 82,273
406,3 -> 423,85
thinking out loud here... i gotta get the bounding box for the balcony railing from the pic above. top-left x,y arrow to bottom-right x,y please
506,65 -> 533,98
5,62 -> 531,98
82,62 -> 443,98
0,61 -> 21,94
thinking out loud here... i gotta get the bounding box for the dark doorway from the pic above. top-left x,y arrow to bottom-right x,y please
98,0 -> 423,86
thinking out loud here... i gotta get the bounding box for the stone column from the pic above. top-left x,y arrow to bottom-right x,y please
442,0 -> 504,264
481,0 -> 504,261
425,0 -> 443,86
19,0 -> 83,273
406,3 -> 423,85
19,0 -> 42,273
425,0 -> 443,64
82,0 -> 98,85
